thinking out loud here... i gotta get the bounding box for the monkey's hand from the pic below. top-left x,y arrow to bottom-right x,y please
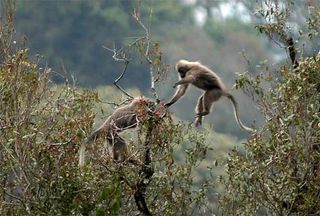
173,83 -> 178,88
164,102 -> 173,108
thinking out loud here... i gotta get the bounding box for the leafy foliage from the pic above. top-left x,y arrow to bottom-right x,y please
0,48 -> 98,214
222,56 -> 320,215
0,50 -> 221,214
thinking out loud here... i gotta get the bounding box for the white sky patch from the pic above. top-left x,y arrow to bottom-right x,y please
219,2 -> 251,23
191,1 -> 251,26
183,0 -> 196,5
194,6 -> 207,26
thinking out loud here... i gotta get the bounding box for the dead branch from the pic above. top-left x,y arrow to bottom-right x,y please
132,7 -> 159,101
103,44 -> 134,99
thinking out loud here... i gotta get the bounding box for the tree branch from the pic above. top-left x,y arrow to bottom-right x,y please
132,7 -> 159,101
286,37 -> 299,68
134,119 -> 157,216
103,44 -> 134,99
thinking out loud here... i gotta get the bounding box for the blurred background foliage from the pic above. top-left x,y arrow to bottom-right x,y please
11,0 -> 320,139
13,0 -> 276,138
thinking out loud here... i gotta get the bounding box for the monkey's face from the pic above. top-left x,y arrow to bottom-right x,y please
134,97 -> 155,110
177,66 -> 189,78
176,60 -> 193,78
145,99 -> 155,109
133,97 -> 156,121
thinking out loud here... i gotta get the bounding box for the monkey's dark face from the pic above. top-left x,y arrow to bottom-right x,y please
146,100 -> 155,109
140,98 -> 156,110
177,66 -> 189,78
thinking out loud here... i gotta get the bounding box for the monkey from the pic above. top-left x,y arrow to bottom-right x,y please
79,96 -> 155,168
165,59 -> 255,133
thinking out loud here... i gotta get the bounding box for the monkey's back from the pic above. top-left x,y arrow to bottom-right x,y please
94,97 -> 153,139
190,66 -> 225,91
105,110 -> 137,132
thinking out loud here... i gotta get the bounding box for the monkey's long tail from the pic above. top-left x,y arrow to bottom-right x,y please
226,93 -> 255,133
79,129 -> 102,168
79,142 -> 86,168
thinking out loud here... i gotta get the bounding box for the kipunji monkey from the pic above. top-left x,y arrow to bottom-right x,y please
165,59 -> 255,133
79,96 -> 155,167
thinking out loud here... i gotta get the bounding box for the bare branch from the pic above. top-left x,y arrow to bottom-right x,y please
114,61 -> 134,99
103,44 -> 134,99
134,119 -> 155,216
132,7 -> 159,101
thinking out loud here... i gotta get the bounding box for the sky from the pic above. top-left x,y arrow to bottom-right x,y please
191,1 -> 251,26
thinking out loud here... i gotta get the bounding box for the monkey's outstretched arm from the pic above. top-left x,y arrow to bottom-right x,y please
165,84 -> 189,107
173,75 -> 196,88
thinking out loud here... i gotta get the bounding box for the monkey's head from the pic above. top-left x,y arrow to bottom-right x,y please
176,59 -> 200,78
132,96 -> 155,110
132,96 -> 156,121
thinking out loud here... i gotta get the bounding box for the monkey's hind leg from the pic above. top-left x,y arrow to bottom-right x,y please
194,95 -> 204,127
195,90 -> 222,126
203,90 -> 220,115
108,134 -> 128,162
108,133 -> 141,165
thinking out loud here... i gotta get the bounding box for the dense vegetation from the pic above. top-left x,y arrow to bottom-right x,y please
221,1 -> 320,214
1,0 -> 319,215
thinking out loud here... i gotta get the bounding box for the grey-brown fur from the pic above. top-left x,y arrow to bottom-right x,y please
79,97 -> 155,167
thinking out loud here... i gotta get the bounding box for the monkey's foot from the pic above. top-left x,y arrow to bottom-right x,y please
197,111 -> 209,117
194,116 -> 202,127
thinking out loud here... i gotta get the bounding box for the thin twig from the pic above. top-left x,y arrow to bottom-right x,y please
132,8 -> 159,101
100,98 -> 131,107
114,61 -> 134,99
103,44 -> 133,99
